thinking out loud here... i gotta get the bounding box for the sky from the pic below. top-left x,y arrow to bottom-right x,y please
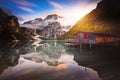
0,0 -> 100,25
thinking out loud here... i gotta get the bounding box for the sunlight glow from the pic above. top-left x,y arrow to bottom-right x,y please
55,64 -> 68,70
20,3 -> 97,26
55,4 -> 96,26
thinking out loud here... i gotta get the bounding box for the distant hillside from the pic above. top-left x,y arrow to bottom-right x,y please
59,0 -> 120,39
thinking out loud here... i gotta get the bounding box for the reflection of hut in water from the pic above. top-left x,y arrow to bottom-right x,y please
73,48 -> 120,80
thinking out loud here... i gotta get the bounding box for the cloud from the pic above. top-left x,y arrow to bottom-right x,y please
12,0 -> 37,13
19,1 -> 98,26
46,1 -> 98,26
46,1 -> 90,25
89,0 -> 101,3
49,1 -> 64,9
13,0 -> 38,7
18,6 -> 34,13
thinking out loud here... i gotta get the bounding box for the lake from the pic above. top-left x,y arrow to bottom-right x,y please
0,40 -> 120,80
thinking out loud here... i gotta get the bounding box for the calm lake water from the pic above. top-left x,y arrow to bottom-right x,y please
0,40 -> 120,80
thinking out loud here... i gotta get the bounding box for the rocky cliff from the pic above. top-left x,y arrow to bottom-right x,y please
0,8 -> 33,42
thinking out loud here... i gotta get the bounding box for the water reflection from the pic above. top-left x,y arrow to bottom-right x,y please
0,59 -> 101,80
0,40 -> 101,80
73,47 -> 120,80
21,41 -> 75,66
0,41 -> 35,75
0,42 -> 20,75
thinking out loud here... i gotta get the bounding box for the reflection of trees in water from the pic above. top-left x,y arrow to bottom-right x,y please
0,41 -> 35,75
0,53 -> 19,74
16,42 -> 34,54
0,43 -> 20,75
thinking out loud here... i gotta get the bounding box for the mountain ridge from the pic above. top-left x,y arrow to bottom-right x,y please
21,14 -> 71,39
59,0 -> 120,39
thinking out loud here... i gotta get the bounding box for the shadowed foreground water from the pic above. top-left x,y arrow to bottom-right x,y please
0,40 -> 120,80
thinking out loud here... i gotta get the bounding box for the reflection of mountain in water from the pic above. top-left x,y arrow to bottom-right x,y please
0,41 -> 101,80
21,41 -> 75,66
0,57 -> 101,80
0,41 -> 119,80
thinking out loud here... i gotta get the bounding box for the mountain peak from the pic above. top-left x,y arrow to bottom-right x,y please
35,18 -> 42,21
45,14 -> 59,20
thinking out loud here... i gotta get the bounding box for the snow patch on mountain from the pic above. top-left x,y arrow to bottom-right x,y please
20,14 -> 72,39
21,14 -> 71,29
